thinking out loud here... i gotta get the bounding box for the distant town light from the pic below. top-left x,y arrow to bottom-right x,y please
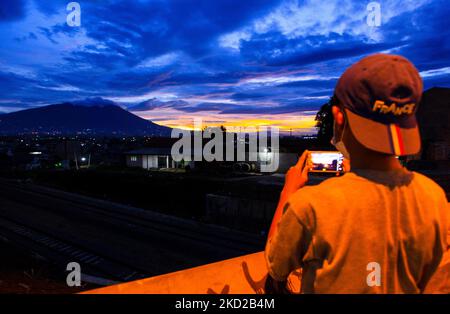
29,151 -> 42,155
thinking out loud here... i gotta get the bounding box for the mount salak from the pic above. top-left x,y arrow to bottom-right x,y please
0,103 -> 171,136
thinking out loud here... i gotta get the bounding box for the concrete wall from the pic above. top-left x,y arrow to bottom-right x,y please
205,194 -> 277,233
84,251 -> 301,294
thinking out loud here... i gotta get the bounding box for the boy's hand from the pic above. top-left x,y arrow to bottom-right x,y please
267,150 -> 310,240
342,158 -> 351,172
282,150 -> 310,195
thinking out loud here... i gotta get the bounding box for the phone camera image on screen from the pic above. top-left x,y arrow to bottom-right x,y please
309,151 -> 344,173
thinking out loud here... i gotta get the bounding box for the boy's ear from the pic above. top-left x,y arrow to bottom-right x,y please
332,105 -> 345,126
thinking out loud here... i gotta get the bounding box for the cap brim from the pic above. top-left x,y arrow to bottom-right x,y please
345,108 -> 421,156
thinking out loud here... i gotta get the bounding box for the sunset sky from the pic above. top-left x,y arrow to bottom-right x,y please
0,0 -> 449,134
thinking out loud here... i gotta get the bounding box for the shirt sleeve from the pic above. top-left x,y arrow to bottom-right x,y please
264,203 -> 311,281
446,201 -> 450,251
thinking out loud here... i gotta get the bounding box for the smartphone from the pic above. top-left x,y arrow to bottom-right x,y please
308,151 -> 344,173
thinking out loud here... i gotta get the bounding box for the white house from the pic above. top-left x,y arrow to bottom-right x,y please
125,148 -> 175,169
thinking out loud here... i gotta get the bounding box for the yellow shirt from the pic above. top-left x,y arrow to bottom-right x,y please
265,168 -> 449,293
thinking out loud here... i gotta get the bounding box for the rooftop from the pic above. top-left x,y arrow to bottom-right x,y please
125,147 -> 172,155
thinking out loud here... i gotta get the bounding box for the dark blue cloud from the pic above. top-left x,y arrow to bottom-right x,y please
0,0 -> 26,22
231,92 -> 273,101
278,79 -> 337,89
38,26 -> 59,44
179,102 -> 238,113
128,98 -> 321,115
0,71 -> 36,95
240,31 -> 400,67
381,0 -> 450,71
219,101 -> 321,114
14,31 -> 37,42
70,97 -> 117,107
34,1 -> 61,16
129,99 -> 190,111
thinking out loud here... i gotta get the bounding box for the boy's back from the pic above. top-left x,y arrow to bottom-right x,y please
265,168 -> 448,293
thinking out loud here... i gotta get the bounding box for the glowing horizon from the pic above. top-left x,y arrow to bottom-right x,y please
135,108 -> 318,134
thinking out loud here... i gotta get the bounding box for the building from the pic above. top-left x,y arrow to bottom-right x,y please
125,148 -> 175,169
417,87 -> 450,161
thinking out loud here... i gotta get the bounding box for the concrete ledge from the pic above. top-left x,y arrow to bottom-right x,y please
83,249 -> 450,294
83,251 -> 300,294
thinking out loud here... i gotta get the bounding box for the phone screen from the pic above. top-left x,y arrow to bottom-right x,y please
309,151 -> 344,172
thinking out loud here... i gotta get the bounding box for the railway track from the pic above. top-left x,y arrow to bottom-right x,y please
0,214 -> 140,284
0,178 -> 265,285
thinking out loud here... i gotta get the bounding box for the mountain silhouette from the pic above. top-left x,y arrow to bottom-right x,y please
0,103 -> 171,136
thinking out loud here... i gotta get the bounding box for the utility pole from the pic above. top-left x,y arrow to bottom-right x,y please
74,152 -> 79,170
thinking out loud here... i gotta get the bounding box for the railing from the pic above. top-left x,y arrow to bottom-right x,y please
84,249 -> 450,294
84,251 -> 300,294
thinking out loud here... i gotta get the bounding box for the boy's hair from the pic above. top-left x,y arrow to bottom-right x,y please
330,94 -> 342,109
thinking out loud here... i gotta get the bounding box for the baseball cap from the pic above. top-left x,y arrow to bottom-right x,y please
334,53 -> 423,156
